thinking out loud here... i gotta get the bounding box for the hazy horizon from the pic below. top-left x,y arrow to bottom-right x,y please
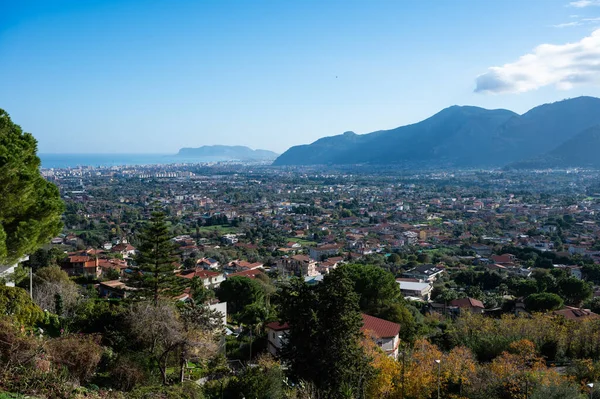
3,0 -> 600,154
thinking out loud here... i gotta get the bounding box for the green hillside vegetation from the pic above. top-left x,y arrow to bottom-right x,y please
274,96 -> 600,168
509,125 -> 600,169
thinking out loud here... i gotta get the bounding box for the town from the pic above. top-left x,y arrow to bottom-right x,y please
4,162 -> 600,397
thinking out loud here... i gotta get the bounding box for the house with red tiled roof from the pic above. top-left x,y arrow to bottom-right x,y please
491,254 -> 517,265
224,260 -> 264,273
177,268 -> 225,288
266,322 -> 290,356
63,255 -> 101,277
227,269 -> 265,279
450,297 -> 485,314
197,258 -> 220,270
266,313 -> 400,358
98,258 -> 129,276
553,307 -> 599,321
361,314 -> 401,358
111,243 -> 137,258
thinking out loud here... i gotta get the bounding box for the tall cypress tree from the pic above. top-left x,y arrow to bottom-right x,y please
133,211 -> 181,305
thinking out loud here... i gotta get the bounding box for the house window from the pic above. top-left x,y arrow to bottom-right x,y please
272,332 -> 275,339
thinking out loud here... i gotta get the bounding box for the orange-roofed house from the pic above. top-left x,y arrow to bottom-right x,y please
177,268 -> 225,288
224,260 -> 264,273
227,269 -> 265,279
450,297 -> 485,314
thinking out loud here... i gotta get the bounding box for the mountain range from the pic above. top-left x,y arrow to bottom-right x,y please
176,145 -> 278,161
273,96 -> 600,169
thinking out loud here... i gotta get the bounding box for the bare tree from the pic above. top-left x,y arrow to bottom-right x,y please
127,301 -> 183,384
33,281 -> 81,317
127,300 -> 223,385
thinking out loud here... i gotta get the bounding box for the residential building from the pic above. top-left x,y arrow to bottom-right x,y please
266,313 -> 401,358
471,244 -> 492,257
0,256 -> 28,287
403,264 -> 445,282
98,280 -> 134,299
178,269 -> 225,288
266,321 -> 290,356
361,313 -> 401,358
396,280 -> 432,301
222,234 -> 238,245
111,243 -> 137,258
277,255 -> 318,277
553,307 -> 599,321
209,301 -> 228,326
309,243 -> 343,260
224,260 -> 264,273
197,258 -> 220,269
227,269 -> 265,279
449,297 -> 485,314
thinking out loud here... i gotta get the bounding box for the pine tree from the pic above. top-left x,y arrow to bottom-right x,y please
0,109 -> 63,264
133,211 -> 182,305
279,268 -> 374,398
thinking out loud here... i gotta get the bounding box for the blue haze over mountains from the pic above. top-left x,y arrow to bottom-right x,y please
273,96 -> 600,169
40,97 -> 600,170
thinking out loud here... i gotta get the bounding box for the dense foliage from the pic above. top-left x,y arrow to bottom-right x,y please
0,109 -> 63,264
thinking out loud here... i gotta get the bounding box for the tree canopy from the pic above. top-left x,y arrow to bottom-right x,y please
0,109 -> 63,264
525,292 -> 564,312
278,268 -> 373,398
0,285 -> 43,326
338,263 -> 402,312
217,275 -> 265,317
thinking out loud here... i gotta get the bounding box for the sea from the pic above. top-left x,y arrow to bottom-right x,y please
39,153 -> 207,169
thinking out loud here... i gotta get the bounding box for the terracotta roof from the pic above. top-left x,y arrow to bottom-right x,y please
98,259 -> 128,269
266,321 -> 290,331
361,314 -> 401,338
68,256 -> 90,263
228,269 -> 264,279
178,269 -> 222,280
229,260 -> 263,269
553,307 -> 600,320
112,243 -> 135,251
100,280 -> 126,289
450,297 -> 485,309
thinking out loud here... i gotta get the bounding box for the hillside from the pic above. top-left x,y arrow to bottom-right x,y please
508,125 -> 600,169
176,145 -> 278,161
273,96 -> 600,167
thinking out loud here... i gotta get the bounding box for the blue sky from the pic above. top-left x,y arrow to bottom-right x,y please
2,0 -> 600,154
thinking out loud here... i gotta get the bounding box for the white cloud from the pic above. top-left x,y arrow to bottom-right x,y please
552,21 -> 582,27
475,29 -> 600,93
569,0 -> 600,8
582,17 -> 600,21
